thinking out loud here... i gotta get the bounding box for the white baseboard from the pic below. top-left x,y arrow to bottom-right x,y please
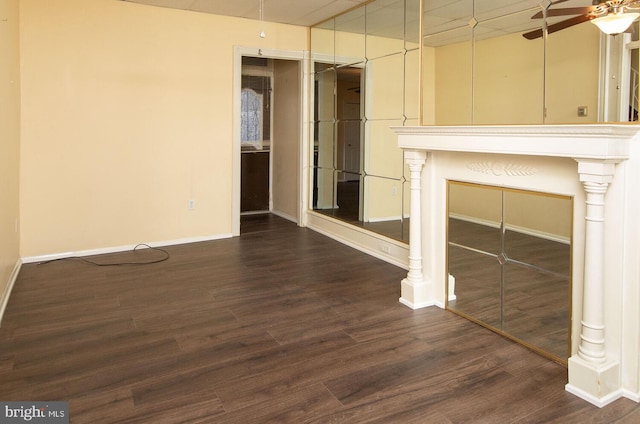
367,215 -> 402,223
622,388 -> 640,403
0,259 -> 22,327
271,209 -> 298,224
565,384 -> 624,408
399,297 -> 436,310
306,212 -> 408,270
21,234 -> 233,264
240,210 -> 270,216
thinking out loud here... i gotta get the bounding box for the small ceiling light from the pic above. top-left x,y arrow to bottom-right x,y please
591,12 -> 640,35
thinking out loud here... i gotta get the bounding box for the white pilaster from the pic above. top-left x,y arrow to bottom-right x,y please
566,159 -> 622,406
399,150 -> 434,309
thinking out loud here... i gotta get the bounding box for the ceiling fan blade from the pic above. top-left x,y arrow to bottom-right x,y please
531,6 -> 597,19
522,14 -> 594,40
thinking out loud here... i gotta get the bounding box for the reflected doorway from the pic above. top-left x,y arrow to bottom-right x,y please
313,66 -> 363,222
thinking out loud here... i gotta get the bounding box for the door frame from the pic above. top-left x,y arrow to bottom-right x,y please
232,46 -> 308,236
598,31 -> 636,122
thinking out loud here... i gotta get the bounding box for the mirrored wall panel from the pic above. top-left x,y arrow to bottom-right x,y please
422,0 -> 639,125
310,0 -> 639,243
447,181 -> 572,362
311,0 -> 420,242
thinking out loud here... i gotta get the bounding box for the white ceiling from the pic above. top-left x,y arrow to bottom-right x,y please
120,0 -> 371,27
119,0 -> 597,45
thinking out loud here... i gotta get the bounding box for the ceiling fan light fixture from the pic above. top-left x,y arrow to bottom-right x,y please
591,12 -> 640,35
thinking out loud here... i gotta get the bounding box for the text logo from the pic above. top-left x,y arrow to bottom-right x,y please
0,402 -> 68,423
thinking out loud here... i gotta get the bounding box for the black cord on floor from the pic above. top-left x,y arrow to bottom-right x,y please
38,244 -> 170,266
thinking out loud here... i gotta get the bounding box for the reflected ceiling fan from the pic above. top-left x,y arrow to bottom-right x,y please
523,0 -> 640,40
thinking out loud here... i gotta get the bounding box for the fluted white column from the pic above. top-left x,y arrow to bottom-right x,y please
399,150 -> 433,309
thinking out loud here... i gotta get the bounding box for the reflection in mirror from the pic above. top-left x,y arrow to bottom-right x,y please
310,19 -> 334,59
472,8 -> 545,124
311,0 -> 415,243
313,65 -> 361,220
423,26 -> 473,125
311,0 -> 638,246
447,181 -> 572,362
336,5 -> 365,64
405,49 -> 420,122
544,18 -> 600,123
422,0 -> 639,125
366,0 -> 405,60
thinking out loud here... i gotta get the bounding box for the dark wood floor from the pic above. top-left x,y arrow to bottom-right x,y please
1,214 -> 639,423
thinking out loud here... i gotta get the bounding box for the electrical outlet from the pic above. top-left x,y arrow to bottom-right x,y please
380,244 -> 391,254
188,199 -> 196,210
391,186 -> 397,196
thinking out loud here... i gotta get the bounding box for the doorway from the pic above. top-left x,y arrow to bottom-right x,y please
241,57 -> 272,214
233,48 -> 304,235
599,23 -> 640,122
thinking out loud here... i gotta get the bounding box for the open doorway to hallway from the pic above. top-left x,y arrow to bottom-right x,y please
240,57 -> 272,214
238,54 -> 302,233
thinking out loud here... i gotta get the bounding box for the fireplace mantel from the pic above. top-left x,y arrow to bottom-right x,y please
395,124 -> 640,408
395,124 -> 636,159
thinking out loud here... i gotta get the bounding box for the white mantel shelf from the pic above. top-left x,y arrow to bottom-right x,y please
395,123 -> 640,409
394,124 -> 638,160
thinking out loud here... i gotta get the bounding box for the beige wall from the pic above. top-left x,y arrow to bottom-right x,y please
433,41 -> 472,125
545,22 -> 600,124
0,0 -> 21,308
19,0 -> 307,257
432,21 -> 599,125
272,60 -> 300,221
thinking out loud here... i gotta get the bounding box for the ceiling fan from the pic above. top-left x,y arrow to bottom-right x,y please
523,0 -> 640,40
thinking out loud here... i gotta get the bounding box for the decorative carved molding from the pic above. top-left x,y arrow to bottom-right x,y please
466,161 -> 538,177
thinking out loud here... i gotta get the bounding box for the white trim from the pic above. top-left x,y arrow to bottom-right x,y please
21,234 -> 233,265
240,210 -> 270,216
395,124 -> 636,160
233,46 -> 307,234
0,259 -> 22,327
622,389 -> 640,403
299,51 -> 311,227
271,209 -> 298,224
233,48 -> 243,237
306,211 -> 409,270
399,297 -> 436,310
565,384 -> 624,408
367,215 -> 402,223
